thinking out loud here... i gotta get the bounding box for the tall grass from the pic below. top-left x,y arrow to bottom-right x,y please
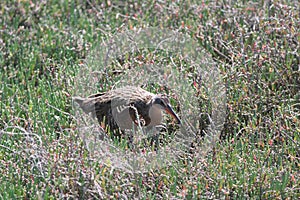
0,0 -> 299,199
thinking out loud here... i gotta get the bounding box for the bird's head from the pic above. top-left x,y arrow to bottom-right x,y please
151,96 -> 181,124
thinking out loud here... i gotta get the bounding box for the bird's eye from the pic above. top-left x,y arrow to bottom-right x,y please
154,98 -> 161,104
153,97 -> 169,108
153,97 -> 164,106
160,98 -> 168,106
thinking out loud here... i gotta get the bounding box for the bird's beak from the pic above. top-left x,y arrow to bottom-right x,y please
165,104 -> 181,124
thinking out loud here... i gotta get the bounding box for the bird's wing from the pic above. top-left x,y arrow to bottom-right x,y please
128,99 -> 152,127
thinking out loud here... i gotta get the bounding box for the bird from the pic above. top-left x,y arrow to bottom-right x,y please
73,86 -> 181,138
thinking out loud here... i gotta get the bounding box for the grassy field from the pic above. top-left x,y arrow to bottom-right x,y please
0,0 -> 299,199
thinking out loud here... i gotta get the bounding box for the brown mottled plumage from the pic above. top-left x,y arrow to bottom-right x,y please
73,86 -> 181,134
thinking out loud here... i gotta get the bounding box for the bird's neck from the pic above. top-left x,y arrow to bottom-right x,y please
148,105 -> 163,126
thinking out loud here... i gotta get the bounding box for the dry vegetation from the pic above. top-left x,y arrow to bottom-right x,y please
0,0 -> 299,199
